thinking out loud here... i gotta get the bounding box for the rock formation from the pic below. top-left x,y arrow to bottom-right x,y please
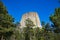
19,12 -> 42,28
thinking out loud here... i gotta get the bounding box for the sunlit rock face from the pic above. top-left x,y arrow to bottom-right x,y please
20,12 -> 42,28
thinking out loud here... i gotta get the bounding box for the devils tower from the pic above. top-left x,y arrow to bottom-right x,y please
19,12 -> 42,28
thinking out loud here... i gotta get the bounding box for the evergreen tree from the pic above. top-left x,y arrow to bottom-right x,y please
0,1 -> 15,40
50,8 -> 60,33
45,23 -> 52,32
35,27 -> 42,40
23,18 -> 35,40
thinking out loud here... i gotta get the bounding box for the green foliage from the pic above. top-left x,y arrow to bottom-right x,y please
50,8 -> 60,33
41,21 -> 45,27
0,1 -> 15,40
35,27 -> 41,40
0,1 -> 60,40
45,23 -> 52,31
24,18 -> 35,40
25,18 -> 35,27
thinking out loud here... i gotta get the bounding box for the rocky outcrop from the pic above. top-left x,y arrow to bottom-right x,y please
20,12 -> 42,28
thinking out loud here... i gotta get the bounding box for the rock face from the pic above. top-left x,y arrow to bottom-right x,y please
20,12 -> 42,28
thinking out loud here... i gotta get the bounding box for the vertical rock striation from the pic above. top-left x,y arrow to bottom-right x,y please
20,12 -> 42,28
20,12 -> 41,28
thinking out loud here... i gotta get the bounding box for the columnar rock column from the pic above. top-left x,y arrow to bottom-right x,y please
20,12 -> 42,28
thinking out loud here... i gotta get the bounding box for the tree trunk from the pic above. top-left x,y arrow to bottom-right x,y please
1,35 -> 4,40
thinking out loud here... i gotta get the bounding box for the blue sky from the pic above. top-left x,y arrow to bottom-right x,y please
2,0 -> 60,23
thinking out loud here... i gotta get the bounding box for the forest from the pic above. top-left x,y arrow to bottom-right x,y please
0,1 -> 60,40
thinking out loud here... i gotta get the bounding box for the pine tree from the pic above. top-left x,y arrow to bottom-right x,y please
23,18 -> 35,40
0,1 -> 15,40
50,8 -> 60,33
